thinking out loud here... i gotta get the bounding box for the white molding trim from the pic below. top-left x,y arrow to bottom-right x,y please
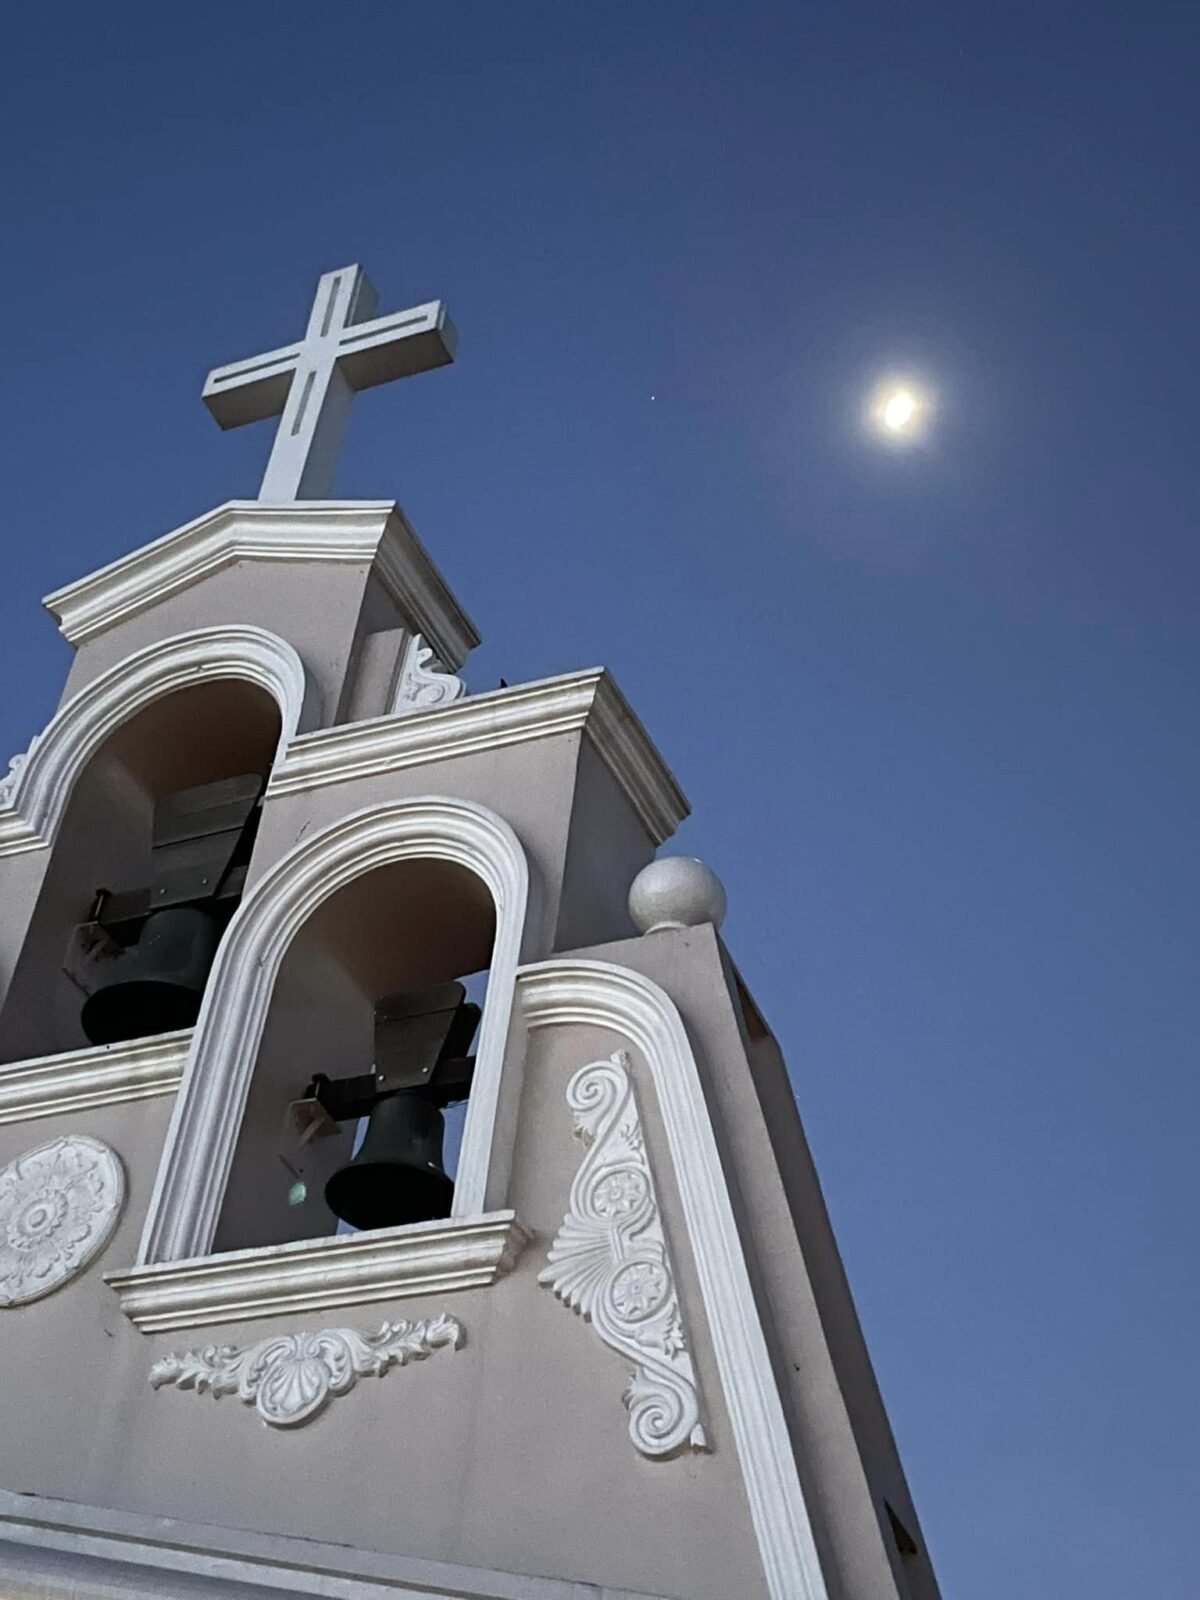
110,1210 -> 528,1332
44,500 -> 480,669
539,1051 -> 706,1457
0,1491 -> 675,1600
517,959 -> 830,1600
0,1031 -> 189,1126
270,668 -> 689,846
138,796 -> 530,1266
0,625 -> 309,859
149,1312 -> 465,1428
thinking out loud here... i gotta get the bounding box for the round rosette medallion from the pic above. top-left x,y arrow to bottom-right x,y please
608,1256 -> 672,1324
0,1135 -> 125,1306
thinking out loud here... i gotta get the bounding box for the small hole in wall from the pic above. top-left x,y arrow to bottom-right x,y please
886,1500 -> 919,1559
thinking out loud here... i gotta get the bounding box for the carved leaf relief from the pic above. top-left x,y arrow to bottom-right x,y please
149,1312 -> 464,1428
0,733 -> 39,810
539,1051 -> 707,1457
391,633 -> 466,715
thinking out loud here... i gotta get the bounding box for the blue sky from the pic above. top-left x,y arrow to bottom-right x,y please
2,5 -> 1198,1595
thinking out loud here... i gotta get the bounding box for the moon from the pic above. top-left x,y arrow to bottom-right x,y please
882,388 -> 917,431
868,377 -> 933,444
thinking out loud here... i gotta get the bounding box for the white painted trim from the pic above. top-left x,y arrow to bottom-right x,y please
0,1490 -> 673,1600
110,1210 -> 528,1332
0,625 -> 310,858
0,1031 -> 189,1126
43,500 -> 480,668
139,796 -> 530,1265
270,669 -> 689,846
517,959 -> 831,1600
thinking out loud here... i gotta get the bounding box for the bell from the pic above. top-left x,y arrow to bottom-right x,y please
80,905 -> 222,1047
324,1091 -> 454,1230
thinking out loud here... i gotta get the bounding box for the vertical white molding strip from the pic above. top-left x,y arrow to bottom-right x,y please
138,797 -> 528,1265
517,959 -> 830,1600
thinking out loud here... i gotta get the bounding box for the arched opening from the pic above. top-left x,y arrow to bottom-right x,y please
0,678 -> 281,1064
214,854 -> 497,1254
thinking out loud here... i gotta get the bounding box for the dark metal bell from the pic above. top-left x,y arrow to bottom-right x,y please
324,1092 -> 454,1231
79,905 -> 222,1047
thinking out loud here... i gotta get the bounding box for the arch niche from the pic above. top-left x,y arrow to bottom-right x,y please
139,796 -> 531,1266
0,627 -> 308,1064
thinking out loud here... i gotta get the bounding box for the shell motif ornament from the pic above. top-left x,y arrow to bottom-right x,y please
539,1051 -> 706,1457
149,1313 -> 465,1428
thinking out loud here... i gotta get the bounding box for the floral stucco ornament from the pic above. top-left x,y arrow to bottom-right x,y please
149,1313 -> 465,1428
0,1135 -> 125,1306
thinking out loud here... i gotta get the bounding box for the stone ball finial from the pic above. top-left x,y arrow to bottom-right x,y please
628,857 -> 727,935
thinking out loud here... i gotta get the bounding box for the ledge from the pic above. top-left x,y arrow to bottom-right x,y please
0,1490 -> 674,1600
269,667 -> 689,844
107,1209 -> 530,1333
0,1031 -> 190,1126
43,499 -> 480,668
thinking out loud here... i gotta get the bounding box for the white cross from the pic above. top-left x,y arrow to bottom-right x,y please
202,265 -> 457,501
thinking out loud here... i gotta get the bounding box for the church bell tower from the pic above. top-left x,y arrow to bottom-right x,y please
0,264 -> 942,1600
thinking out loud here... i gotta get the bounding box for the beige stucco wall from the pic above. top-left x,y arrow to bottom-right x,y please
59,559 -> 385,731
554,738 -> 652,952
249,729 -> 654,962
0,712 -> 659,1078
0,1004 -> 770,1600
0,919 -> 943,1600
0,522 -> 938,1600
569,925 -> 940,1600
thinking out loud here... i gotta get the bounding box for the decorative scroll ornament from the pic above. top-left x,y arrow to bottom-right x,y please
0,1135 -> 125,1306
0,733 -> 39,809
391,632 -> 465,715
148,1313 -> 464,1428
539,1051 -> 706,1456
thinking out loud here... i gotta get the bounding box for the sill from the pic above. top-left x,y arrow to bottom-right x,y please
107,1209 -> 529,1334
0,1030 -> 190,1126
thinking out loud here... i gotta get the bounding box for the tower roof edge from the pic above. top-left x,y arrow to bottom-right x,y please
42,500 -> 480,669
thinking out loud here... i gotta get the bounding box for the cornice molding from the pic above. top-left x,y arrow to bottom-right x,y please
270,668 -> 689,846
0,1032 -> 189,1126
43,499 -> 480,668
517,958 -> 830,1600
370,507 -> 480,669
109,1210 -> 528,1333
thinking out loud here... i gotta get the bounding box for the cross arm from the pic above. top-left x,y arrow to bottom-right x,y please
202,343 -> 302,430
335,300 -> 457,393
